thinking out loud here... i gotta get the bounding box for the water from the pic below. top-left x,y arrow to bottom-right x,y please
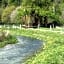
0,36 -> 42,64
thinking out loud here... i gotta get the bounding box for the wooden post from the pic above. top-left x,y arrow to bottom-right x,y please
38,21 -> 40,29
4,24 -> 5,28
50,25 -> 52,30
19,24 -> 21,29
53,24 -> 54,29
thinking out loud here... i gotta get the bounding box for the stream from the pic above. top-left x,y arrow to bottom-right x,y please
0,36 -> 42,64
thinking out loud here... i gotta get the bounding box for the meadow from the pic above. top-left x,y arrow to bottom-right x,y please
0,27 -> 64,64
8,28 -> 64,64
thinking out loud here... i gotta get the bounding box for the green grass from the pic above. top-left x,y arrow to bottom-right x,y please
0,28 -> 64,64
0,30 -> 17,48
6,28 -> 64,64
0,36 -> 17,48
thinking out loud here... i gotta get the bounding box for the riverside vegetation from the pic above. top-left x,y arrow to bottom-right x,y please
0,0 -> 64,64
6,28 -> 64,64
0,30 -> 17,48
0,28 -> 64,64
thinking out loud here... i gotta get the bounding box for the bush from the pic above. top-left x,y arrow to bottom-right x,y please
10,6 -> 25,24
2,6 -> 15,23
0,7 -> 3,22
0,31 -> 5,41
0,30 -> 17,48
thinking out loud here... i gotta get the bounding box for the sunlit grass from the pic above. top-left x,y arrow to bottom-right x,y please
0,28 -> 64,64
5,28 -> 64,64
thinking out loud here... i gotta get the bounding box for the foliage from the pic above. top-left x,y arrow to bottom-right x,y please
0,0 -> 64,25
10,6 -> 25,24
0,0 -> 21,7
8,28 -> 64,64
10,6 -> 32,25
2,5 -> 15,23
0,7 -> 3,22
0,30 -> 17,48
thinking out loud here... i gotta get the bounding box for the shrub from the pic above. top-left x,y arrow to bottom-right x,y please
0,31 -> 5,41
0,7 -> 3,22
0,30 -> 17,48
10,6 -> 25,24
2,6 -> 15,23
10,6 -> 31,25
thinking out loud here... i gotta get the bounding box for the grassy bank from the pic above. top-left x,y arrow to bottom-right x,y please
0,30 -> 17,48
7,28 -> 64,64
0,28 -> 64,64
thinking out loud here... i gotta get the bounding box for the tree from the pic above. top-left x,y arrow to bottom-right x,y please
2,6 -> 15,23
0,0 -> 64,26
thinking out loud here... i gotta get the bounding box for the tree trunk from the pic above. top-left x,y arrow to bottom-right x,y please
44,16 -> 48,27
38,20 -> 40,28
